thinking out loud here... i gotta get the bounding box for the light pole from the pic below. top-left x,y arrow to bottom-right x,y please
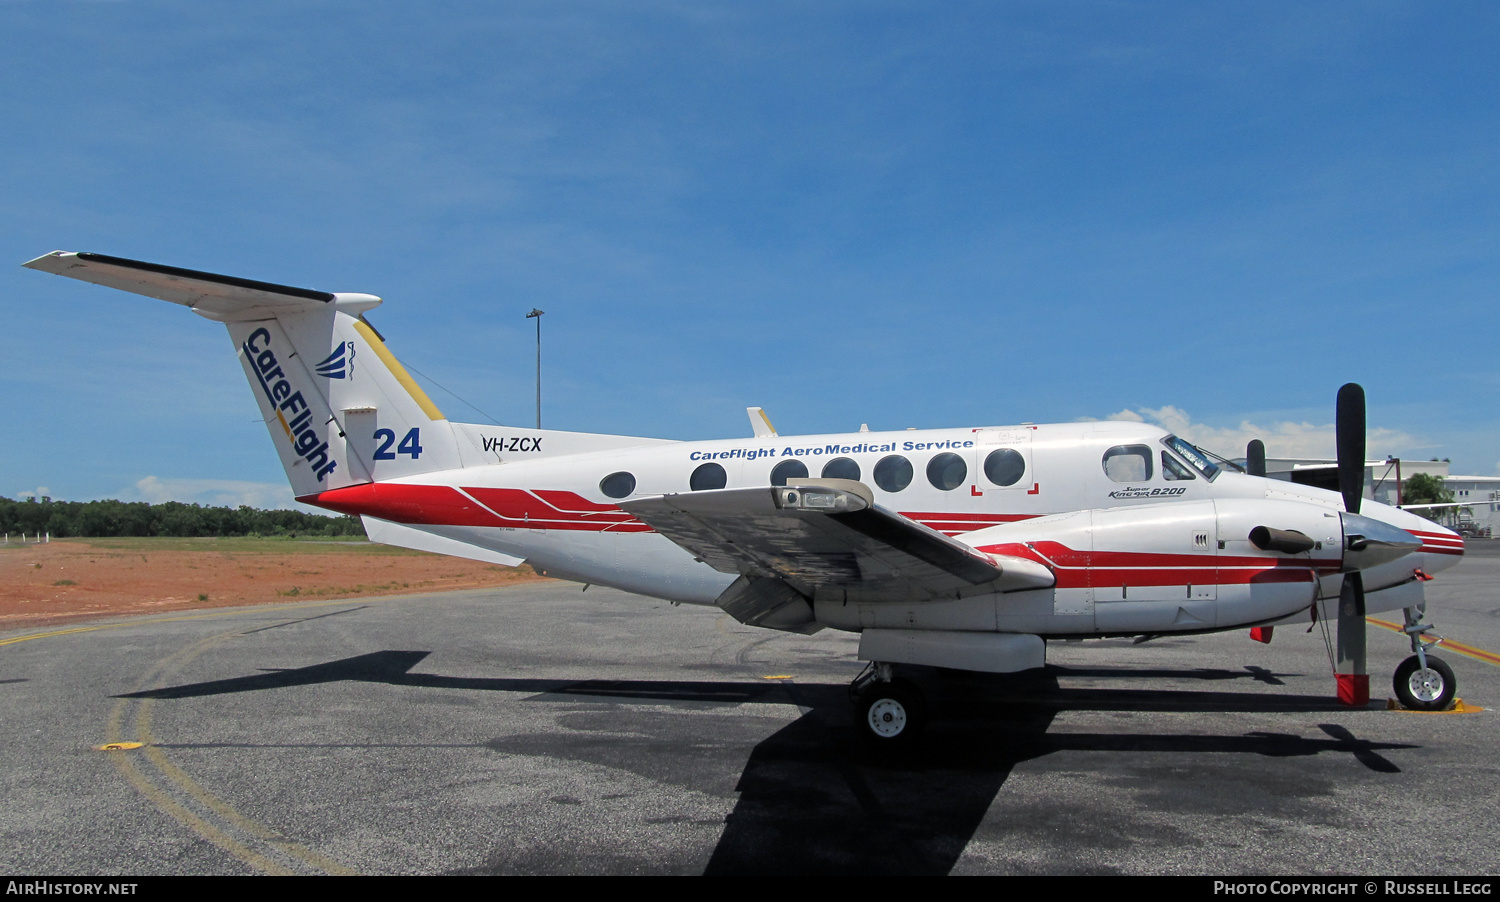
526,308 -> 544,429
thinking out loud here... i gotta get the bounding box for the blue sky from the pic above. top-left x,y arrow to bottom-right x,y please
3,1 -> 1497,509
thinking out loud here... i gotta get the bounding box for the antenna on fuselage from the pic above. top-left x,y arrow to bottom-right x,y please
748,407 -> 777,438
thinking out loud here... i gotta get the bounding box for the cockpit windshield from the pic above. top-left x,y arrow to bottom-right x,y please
1161,435 -> 1238,481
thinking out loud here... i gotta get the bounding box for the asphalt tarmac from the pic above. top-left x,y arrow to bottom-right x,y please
3,545 -> 1497,875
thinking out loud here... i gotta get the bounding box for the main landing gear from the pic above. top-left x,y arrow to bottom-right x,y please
851,662 -> 927,746
1393,603 -> 1457,712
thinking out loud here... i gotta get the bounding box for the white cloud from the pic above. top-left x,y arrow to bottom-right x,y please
1106,405 -> 1424,461
15,486 -> 52,500
128,476 -> 304,510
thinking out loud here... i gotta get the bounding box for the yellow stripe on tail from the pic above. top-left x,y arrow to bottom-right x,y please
352,320 -> 446,421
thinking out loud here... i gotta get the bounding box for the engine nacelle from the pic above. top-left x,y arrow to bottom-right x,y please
966,498 -> 1349,636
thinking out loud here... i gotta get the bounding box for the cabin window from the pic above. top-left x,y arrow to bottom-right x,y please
599,471 -> 636,498
770,459 -> 809,486
1161,452 -> 1196,481
1102,445 -> 1153,483
983,448 -> 1026,487
926,452 -> 968,491
822,457 -> 861,481
690,462 -> 727,491
873,455 -> 913,493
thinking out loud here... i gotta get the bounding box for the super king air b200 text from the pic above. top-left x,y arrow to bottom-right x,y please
25,251 -> 1467,744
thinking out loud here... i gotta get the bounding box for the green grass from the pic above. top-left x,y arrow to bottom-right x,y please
49,536 -> 429,556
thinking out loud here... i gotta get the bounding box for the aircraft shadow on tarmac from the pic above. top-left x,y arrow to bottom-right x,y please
119,651 -> 1416,876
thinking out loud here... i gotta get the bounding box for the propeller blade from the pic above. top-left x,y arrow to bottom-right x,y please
1336,383 -> 1366,515
1246,439 -> 1266,477
1334,571 -> 1369,706
1334,383 -> 1371,706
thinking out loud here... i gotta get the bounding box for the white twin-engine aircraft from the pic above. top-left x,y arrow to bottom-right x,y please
25,251 -> 1467,744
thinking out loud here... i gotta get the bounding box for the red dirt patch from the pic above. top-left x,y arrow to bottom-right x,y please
0,538 -> 548,630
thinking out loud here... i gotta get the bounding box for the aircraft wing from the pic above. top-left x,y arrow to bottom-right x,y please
21,251 -> 378,322
621,480 -> 1054,605
1398,500 -> 1493,510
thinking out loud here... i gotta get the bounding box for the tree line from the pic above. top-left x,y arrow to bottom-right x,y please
0,496 -> 365,538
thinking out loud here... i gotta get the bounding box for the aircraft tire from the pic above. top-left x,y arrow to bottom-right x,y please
857,678 -> 926,745
1393,654 -> 1456,712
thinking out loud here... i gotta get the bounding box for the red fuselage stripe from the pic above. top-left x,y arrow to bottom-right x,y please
975,540 -> 1340,589
298,483 -> 652,532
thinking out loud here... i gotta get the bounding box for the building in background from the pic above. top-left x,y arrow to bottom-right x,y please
1252,458 -> 1497,538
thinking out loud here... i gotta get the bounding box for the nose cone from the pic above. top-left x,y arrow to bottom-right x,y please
1341,512 -> 1421,571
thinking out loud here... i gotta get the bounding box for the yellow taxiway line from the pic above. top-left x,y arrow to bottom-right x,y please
1,604 -> 369,875
1368,617 -> 1500,667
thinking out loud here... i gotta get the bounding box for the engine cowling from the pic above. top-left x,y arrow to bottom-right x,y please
966,498 -> 1350,635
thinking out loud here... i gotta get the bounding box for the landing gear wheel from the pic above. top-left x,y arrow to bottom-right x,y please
1394,654 -> 1456,711
857,678 -> 926,746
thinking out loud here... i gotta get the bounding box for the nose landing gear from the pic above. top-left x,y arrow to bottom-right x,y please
1393,603 -> 1457,712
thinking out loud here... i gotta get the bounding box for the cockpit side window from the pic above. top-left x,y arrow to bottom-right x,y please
1161,435 -> 1223,480
1161,451 -> 1196,481
1102,445 -> 1153,483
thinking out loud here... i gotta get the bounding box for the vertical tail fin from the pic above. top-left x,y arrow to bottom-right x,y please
229,309 -> 462,497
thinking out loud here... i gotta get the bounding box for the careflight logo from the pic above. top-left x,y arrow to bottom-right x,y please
315,342 -> 355,379
243,328 -> 338,482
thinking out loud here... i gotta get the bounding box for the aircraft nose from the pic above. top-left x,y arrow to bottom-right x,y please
1341,512 -> 1421,571
1417,521 -> 1466,561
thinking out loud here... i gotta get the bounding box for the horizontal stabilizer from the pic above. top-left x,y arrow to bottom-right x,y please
362,516 -> 525,567
22,251 -> 381,322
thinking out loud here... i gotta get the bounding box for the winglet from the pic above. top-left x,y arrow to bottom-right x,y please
748,406 -> 777,438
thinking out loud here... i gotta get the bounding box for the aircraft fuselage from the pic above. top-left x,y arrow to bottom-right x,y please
302,419 -> 1460,638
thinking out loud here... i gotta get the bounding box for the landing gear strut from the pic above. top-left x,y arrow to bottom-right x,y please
1393,603 -> 1457,711
850,662 -> 926,745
